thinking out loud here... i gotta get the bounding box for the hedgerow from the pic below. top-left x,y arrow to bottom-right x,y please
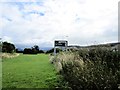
55,47 -> 120,90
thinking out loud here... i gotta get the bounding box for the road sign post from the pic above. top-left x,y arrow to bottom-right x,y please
54,40 -> 68,56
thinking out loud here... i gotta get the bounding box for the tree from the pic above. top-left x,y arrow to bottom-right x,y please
23,48 -> 32,54
39,50 -> 44,53
2,42 -> 15,53
33,45 -> 39,53
23,45 -> 40,54
31,48 -> 37,54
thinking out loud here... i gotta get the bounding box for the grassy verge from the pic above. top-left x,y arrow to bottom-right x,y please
2,54 -> 59,88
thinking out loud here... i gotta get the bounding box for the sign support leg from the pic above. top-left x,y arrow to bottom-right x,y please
54,47 -> 56,56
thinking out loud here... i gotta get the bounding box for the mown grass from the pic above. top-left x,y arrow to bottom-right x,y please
2,54 -> 59,88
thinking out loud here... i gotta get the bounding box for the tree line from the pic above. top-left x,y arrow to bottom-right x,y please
1,41 -> 61,54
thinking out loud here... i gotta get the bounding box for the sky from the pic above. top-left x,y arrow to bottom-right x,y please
0,0 -> 119,48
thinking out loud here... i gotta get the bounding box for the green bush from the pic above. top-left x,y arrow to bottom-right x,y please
57,48 -> 120,90
61,60 -> 119,90
78,48 -> 120,74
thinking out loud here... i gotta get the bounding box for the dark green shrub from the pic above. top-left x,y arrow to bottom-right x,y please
61,60 -> 119,90
58,47 -> 120,90
78,47 -> 120,74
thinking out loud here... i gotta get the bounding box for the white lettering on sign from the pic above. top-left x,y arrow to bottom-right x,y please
55,40 -> 68,47
54,40 -> 68,56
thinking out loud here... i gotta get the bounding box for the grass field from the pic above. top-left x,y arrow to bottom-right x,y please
2,54 -> 59,88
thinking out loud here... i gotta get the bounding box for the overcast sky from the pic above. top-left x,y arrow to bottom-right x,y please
0,0 -> 119,48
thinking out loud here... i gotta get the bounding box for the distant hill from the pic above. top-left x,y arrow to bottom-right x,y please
15,42 -> 120,52
40,47 -> 53,51
68,42 -> 120,50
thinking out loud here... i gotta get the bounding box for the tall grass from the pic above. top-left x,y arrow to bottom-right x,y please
55,47 -> 120,90
1,53 -> 19,59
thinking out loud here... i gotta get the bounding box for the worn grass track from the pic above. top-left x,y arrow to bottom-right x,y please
2,54 -> 58,88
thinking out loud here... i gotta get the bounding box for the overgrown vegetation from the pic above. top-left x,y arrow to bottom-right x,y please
55,47 -> 120,90
1,53 -> 19,59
